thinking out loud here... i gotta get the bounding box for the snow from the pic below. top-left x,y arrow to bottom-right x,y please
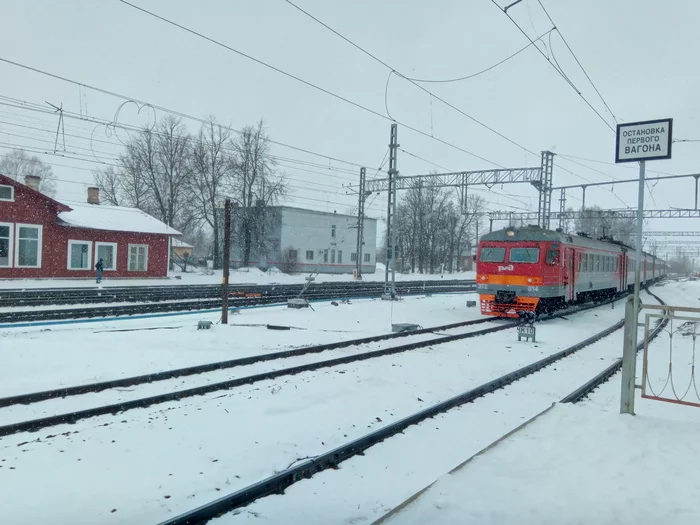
0,264 -> 475,289
0,294 -> 480,397
0,293 -> 634,524
171,238 -> 193,248
380,403 -> 700,525
57,200 -> 181,235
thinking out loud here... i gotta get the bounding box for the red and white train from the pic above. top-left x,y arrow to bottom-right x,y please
476,226 -> 667,318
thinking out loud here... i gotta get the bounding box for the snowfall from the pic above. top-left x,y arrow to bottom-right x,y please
0,279 -> 699,525
0,262 -> 475,289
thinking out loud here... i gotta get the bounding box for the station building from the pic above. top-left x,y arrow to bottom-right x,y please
230,206 -> 377,274
0,174 -> 180,280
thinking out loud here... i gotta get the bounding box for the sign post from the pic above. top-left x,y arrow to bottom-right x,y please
615,118 -> 672,414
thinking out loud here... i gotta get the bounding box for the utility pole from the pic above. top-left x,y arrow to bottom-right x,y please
385,123 -> 399,298
221,198 -> 231,324
356,167 -> 367,279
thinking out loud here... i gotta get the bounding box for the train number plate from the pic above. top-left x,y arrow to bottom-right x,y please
517,325 -> 536,342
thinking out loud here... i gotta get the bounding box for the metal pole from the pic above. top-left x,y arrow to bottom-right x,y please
356,167 -> 366,278
385,123 -> 399,298
621,159 -> 645,411
581,185 -> 587,211
222,198 -> 231,324
695,175 -> 699,210
620,296 -> 637,414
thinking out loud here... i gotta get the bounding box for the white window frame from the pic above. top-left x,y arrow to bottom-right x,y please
305,250 -> 314,261
0,184 -> 14,202
128,243 -> 149,272
364,253 -> 371,263
95,242 -> 118,271
14,224 -> 42,268
0,221 -> 13,268
337,250 -> 343,264
67,240 -> 93,271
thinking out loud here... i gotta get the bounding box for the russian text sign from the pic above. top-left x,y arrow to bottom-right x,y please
615,118 -> 672,163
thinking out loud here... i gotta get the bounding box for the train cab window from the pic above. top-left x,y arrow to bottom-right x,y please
509,247 -> 539,263
546,249 -> 559,265
480,247 -> 506,262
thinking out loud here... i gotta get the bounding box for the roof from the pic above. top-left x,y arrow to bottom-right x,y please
275,205 -> 378,222
57,201 -> 181,236
0,173 -> 71,212
171,238 -> 193,248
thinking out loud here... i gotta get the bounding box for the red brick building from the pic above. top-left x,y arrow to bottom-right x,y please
0,174 -> 180,280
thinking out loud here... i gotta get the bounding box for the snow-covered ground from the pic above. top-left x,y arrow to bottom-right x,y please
353,280 -> 700,525
0,292 -> 633,525
0,263 -> 475,289
0,294 -> 480,397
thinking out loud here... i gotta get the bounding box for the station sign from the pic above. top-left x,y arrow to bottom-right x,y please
615,118 -> 672,163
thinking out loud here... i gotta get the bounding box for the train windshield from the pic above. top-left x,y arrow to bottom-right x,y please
479,247 -> 506,262
509,247 -> 540,263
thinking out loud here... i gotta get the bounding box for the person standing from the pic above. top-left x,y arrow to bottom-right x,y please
95,258 -> 104,284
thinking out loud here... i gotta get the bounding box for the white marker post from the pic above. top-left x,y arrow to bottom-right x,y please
616,118 -> 672,414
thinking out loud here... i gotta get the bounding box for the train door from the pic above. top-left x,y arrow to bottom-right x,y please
565,248 -> 575,301
619,253 -> 627,291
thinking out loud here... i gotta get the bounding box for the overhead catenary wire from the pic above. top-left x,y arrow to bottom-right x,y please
403,28 -> 555,83
488,0 -> 616,133
537,0 -> 618,125
280,0 -> 538,160
0,57 -> 376,172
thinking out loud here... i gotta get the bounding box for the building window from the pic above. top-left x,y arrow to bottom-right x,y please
0,223 -> 12,267
351,252 -> 357,262
331,225 -> 336,238
337,250 -> 342,264
95,242 -> 118,271
305,250 -> 314,261
331,249 -> 336,263
364,253 -> 371,262
15,224 -> 42,268
0,185 -> 14,202
288,249 -> 298,261
128,244 -> 148,272
68,240 -> 92,270
323,249 -> 328,263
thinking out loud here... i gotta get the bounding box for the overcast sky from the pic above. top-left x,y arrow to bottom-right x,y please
1,0 -> 699,249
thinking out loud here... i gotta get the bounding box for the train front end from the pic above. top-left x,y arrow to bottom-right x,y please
476,227 -> 560,318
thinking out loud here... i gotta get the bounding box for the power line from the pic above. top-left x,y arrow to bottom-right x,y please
537,0 -> 618,124
0,57 -> 375,171
281,0 -> 538,159
489,0 -> 616,133
404,28 -> 555,83
116,2 -> 510,168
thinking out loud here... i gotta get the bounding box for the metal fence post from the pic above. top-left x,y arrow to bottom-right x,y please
620,296 -> 637,414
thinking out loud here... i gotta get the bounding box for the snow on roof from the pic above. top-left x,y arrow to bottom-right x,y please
171,238 -> 193,248
57,201 -> 181,235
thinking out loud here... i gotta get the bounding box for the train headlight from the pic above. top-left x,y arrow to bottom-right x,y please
479,275 -> 488,282
527,278 -> 533,283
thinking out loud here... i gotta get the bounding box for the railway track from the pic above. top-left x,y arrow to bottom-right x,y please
0,279 -> 475,308
0,281 -> 475,323
0,296 -> 627,439
153,292 -> 667,525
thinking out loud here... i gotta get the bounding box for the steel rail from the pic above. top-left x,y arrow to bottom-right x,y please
0,322 -> 514,438
0,318 -> 496,408
561,290 -> 669,403
155,305 -> 636,525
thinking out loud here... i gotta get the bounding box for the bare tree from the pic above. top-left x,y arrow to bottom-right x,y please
231,120 -> 287,266
570,205 -> 637,245
93,166 -> 121,205
0,149 -> 57,196
190,118 -> 234,268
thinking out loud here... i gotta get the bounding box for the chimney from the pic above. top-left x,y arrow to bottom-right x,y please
24,175 -> 41,192
87,187 -> 100,205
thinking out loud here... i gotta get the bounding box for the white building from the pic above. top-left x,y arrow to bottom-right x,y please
230,206 -> 377,274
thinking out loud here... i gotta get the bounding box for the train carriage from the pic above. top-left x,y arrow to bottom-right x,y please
476,226 -> 667,318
